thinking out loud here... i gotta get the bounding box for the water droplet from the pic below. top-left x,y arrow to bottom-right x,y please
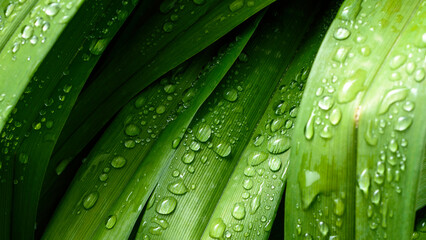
22,25 -> 34,39
414,69 -> 425,82
266,135 -> 290,154
192,0 -> 205,5
250,194 -> 261,214
182,151 -> 195,164
214,142 -> 231,157
304,233 -> 313,240
371,189 -> 381,205
243,179 -> 253,190
105,215 -> 117,229
333,47 -> 350,63
156,105 -> 166,114
89,38 -> 109,55
44,3 -> 60,16
389,54 -> 407,70
111,156 -> 126,169
223,88 -> 238,102
209,218 -> 226,238
334,198 -> 345,216
358,169 -> 370,195
189,141 -> 200,151
134,96 -> 146,108
5,4 -> 15,17
195,124 -> 211,142
389,139 -> 398,152
244,167 -> 255,177
163,22 -> 173,32
247,151 -> 268,166
156,196 -> 177,215
159,0 -> 176,13
253,135 -> 264,146
172,137 -> 181,149
378,88 -> 409,114
238,52 -> 248,62
270,118 -> 284,132
320,124 -> 332,139
274,101 -> 287,115
304,112 -> 315,140
337,69 -> 367,103
124,140 -> 136,149
333,27 -> 351,40
83,191 -> 99,210
394,116 -> 412,131
18,153 -> 28,164
167,179 -> 188,195
229,0 -> 243,12
268,157 -> 281,172
318,221 -> 329,236
125,124 -> 140,136
329,108 -> 342,125
99,173 -> 108,182
233,224 -> 244,232
232,202 -> 246,220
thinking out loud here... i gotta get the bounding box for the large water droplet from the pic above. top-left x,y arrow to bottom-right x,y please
378,88 -> 409,114
394,116 -> 412,131
105,215 -> 117,229
229,0 -> 243,12
250,194 -> 261,214
167,179 -> 188,195
22,25 -> 34,39
318,221 -> 329,236
156,196 -> 177,215
270,118 -> 285,132
358,169 -> 370,195
304,112 -> 315,140
329,108 -> 342,125
337,69 -> 367,103
44,3 -> 60,16
333,27 -> 351,40
268,157 -> 281,172
111,156 -> 126,169
414,69 -> 425,82
319,96 -> 334,110
247,151 -> 268,166
223,88 -> 238,102
266,135 -> 290,154
214,142 -> 231,157
182,151 -> 195,164
125,124 -> 140,136
83,191 -> 99,210
209,218 -> 226,238
243,179 -> 253,190
195,124 -> 211,142
371,189 -> 381,205
232,202 -> 246,220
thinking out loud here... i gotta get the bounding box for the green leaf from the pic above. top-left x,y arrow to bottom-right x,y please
285,0 -> 425,239
43,17 -> 258,239
50,0 -> 276,174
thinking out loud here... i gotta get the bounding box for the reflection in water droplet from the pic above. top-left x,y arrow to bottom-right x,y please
209,218 -> 226,238
229,0 -> 243,12
105,215 -> 117,229
394,116 -> 412,131
267,135 -> 290,154
358,169 -> 370,195
111,156 -> 126,168
214,142 -> 232,157
232,202 -> 246,220
156,196 -> 177,215
195,124 -> 212,142
333,27 -> 351,40
247,151 -> 268,166
83,191 -> 99,210
167,179 -> 188,195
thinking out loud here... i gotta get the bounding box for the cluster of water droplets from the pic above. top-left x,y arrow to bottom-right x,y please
357,1 -> 426,238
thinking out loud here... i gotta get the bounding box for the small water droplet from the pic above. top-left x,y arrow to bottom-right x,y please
125,124 -> 140,136
182,151 -> 195,164
389,139 -> 398,152
329,108 -> 342,125
243,179 -> 253,190
247,151 -> 268,166
105,215 -> 117,229
22,25 -> 34,39
232,202 -> 246,220
253,135 -> 264,146
394,116 -> 412,131
195,124 -> 211,142
266,135 -> 290,154
389,54 -> 407,70
268,157 -> 281,172
214,142 -> 231,157
320,124 -> 332,139
156,196 -> 177,215
83,191 -> 99,210
167,179 -> 188,195
304,112 -> 315,140
333,27 -> 351,40
318,221 -> 329,236
111,156 -> 126,168
334,198 -> 345,216
378,88 -> 409,114
223,88 -> 238,102
163,22 -> 173,32
371,189 -> 381,205
44,3 -> 60,16
414,69 -> 425,82
250,194 -> 261,214
358,169 -> 370,195
229,0 -> 243,12
337,69 -> 367,103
